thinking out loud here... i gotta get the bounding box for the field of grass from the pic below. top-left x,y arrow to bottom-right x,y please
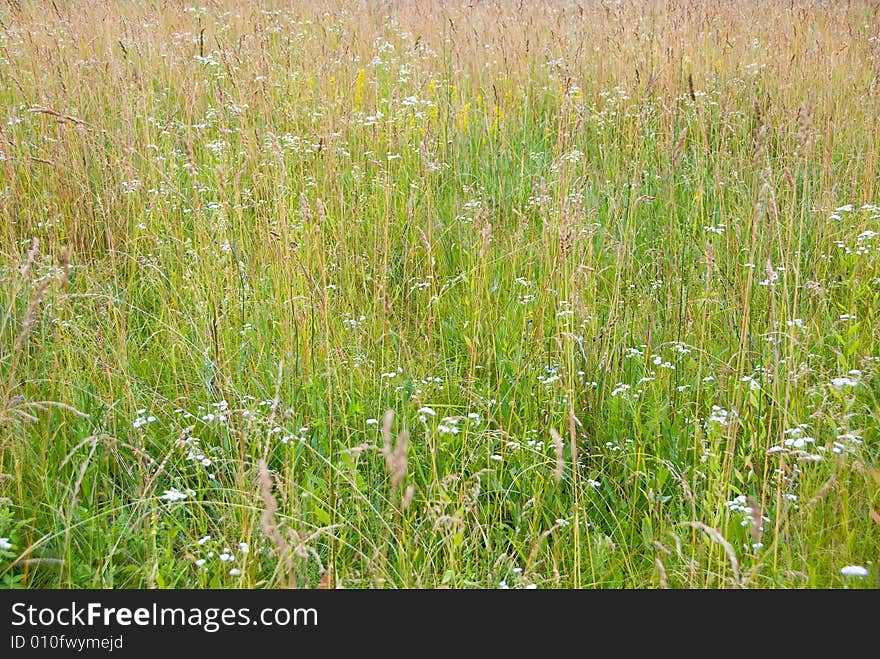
0,0 -> 878,589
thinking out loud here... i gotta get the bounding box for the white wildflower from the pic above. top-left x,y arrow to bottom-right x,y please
160,488 -> 188,502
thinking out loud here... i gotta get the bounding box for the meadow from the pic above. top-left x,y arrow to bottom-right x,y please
0,0 -> 878,588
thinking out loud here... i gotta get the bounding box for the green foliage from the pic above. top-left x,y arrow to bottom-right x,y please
0,0 -> 878,589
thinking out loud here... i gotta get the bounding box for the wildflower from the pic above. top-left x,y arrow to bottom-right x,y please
133,414 -> 157,430
741,375 -> 761,391
839,565 -> 869,577
229,568 -> 242,576
160,488 -> 188,502
238,542 -> 249,554
610,383 -> 631,397
725,495 -> 751,515
783,436 -> 815,449
707,405 -> 731,426
197,535 -> 211,546
0,537 -> 12,551
652,354 -> 675,369
836,431 -> 861,445
830,376 -> 859,388
194,559 -> 206,567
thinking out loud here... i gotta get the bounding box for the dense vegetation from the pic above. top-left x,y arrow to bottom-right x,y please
1,0 -> 878,588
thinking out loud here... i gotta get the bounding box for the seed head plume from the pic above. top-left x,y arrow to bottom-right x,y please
381,409 -> 409,487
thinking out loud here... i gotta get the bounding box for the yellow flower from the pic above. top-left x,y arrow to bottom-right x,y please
354,68 -> 365,111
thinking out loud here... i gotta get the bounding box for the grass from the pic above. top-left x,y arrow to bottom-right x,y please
0,0 -> 878,589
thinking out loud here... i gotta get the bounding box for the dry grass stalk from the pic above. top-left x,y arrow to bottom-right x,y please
672,126 -> 688,169
402,485 -> 415,509
804,473 -> 836,509
746,496 -> 763,546
550,427 -> 565,483
381,409 -> 409,487
795,94 -> 815,159
20,237 -> 39,276
258,460 -> 286,554
315,197 -> 327,230
655,557 -> 669,589
679,521 -> 741,587
6,278 -> 51,398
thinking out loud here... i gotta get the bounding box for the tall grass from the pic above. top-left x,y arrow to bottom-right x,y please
0,0 -> 878,588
